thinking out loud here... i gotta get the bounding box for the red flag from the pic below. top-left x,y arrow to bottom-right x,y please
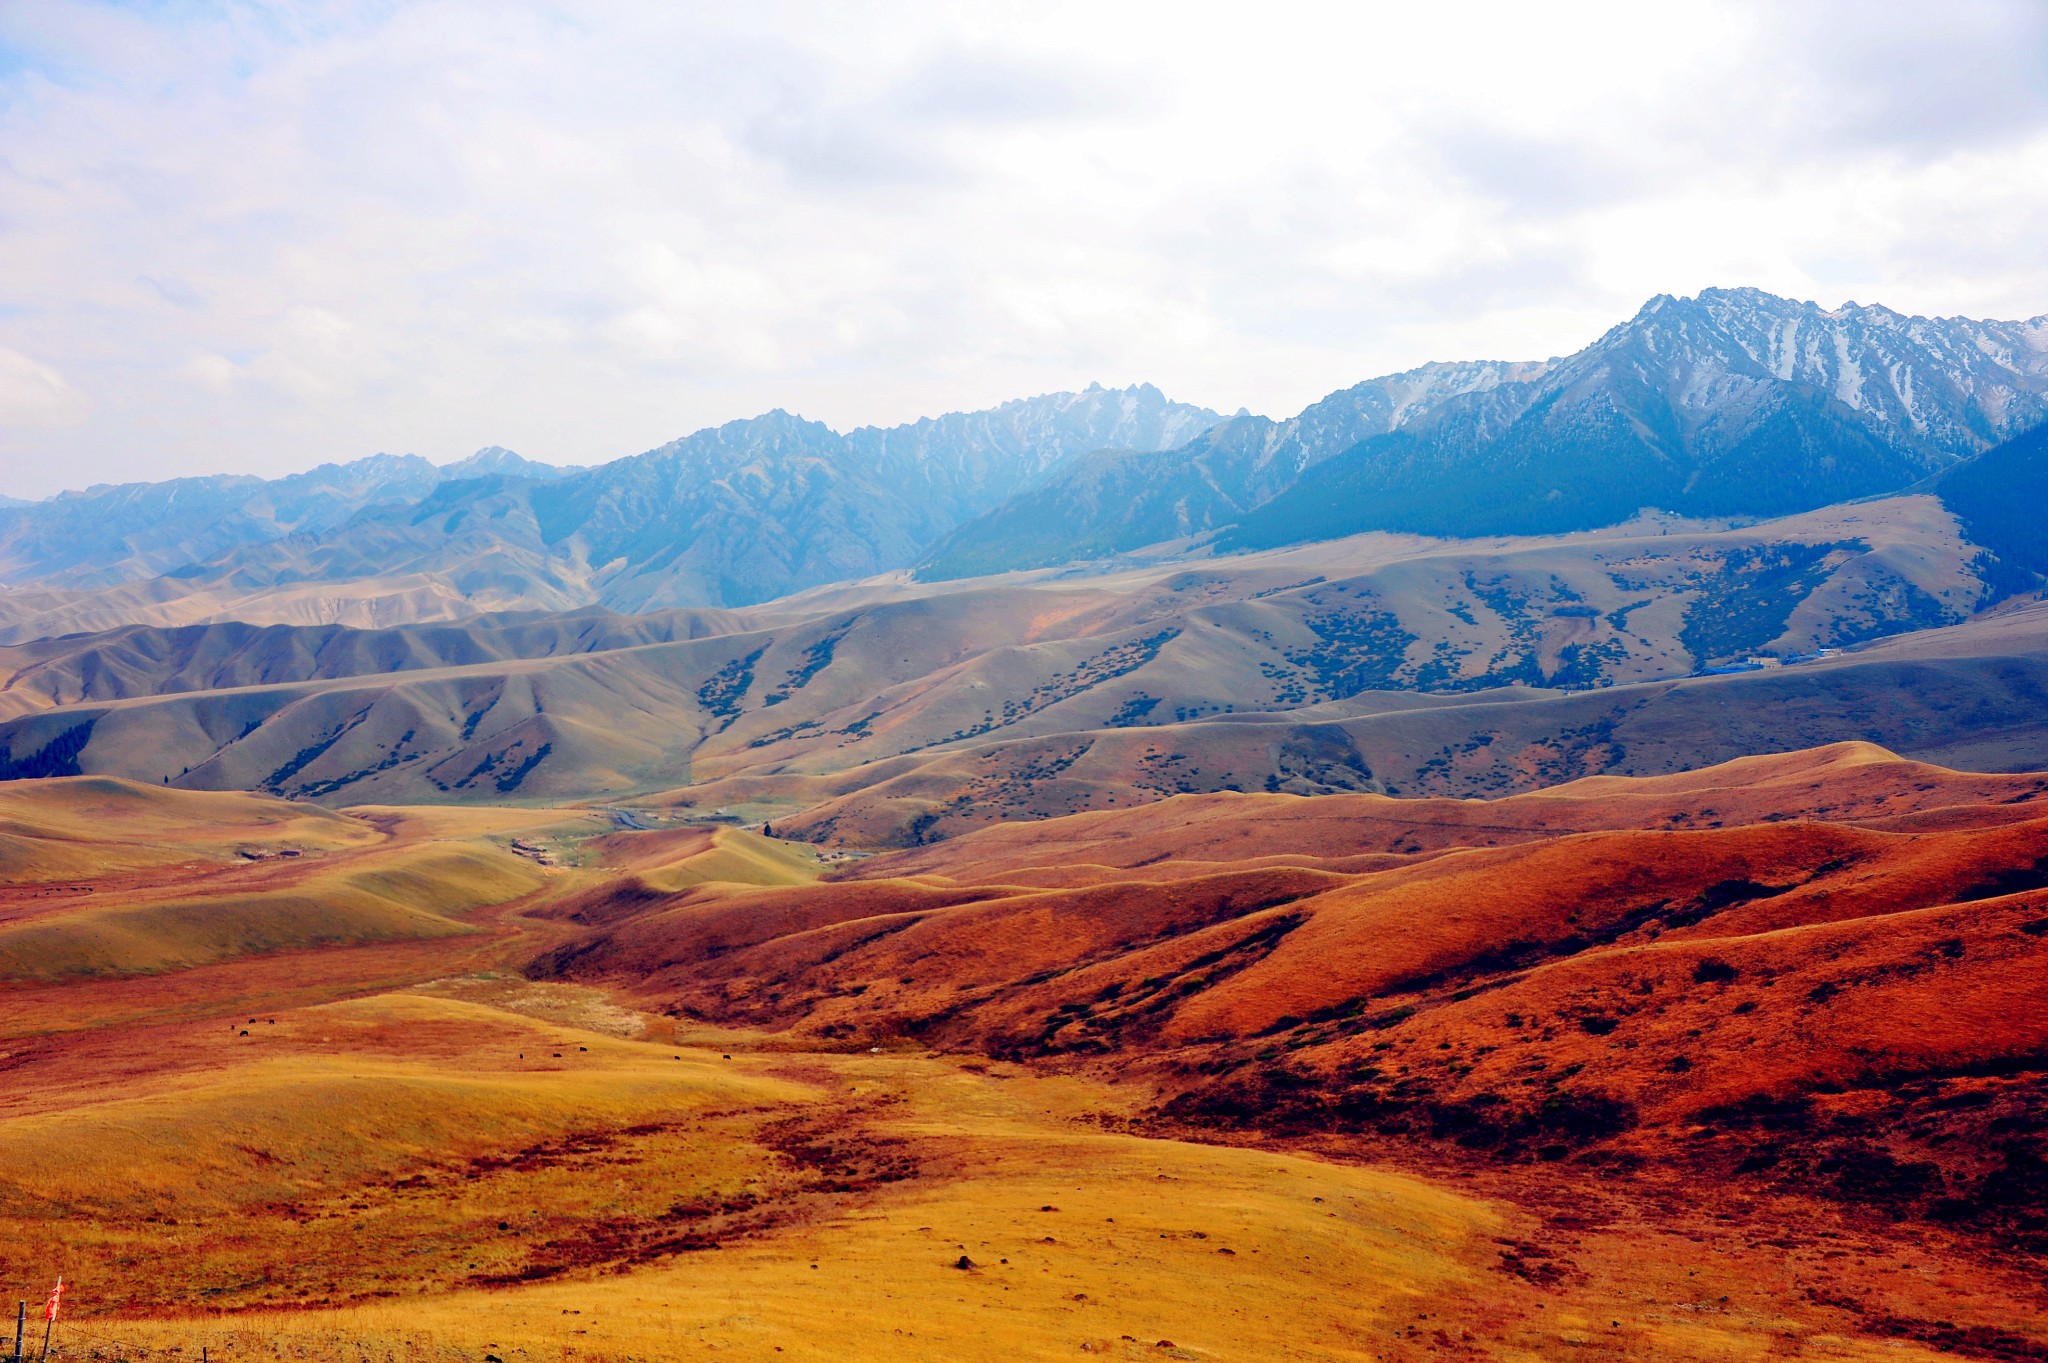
43,1278 -> 61,1324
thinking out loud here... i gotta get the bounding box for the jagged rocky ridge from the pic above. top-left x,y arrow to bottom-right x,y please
6,289 -> 2048,616
1,386 -> 1221,612
929,288 -> 2048,577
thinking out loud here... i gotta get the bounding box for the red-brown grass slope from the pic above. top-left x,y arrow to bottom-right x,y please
529,743 -> 2048,1278
847,741 -> 2048,886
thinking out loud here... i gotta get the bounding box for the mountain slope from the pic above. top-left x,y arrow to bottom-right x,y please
1938,423 -> 2048,598
1227,289 -> 2048,550
11,289 -> 2037,623
0,494 -> 2031,829
502,385 -> 1222,609
59,386 -> 1223,617
917,362 -> 1541,580
1227,291 -> 2024,548
0,449 -> 581,590
532,742 -> 2048,1292
0,386 -> 1220,615
848,380 -> 1223,525
919,289 -> 2048,579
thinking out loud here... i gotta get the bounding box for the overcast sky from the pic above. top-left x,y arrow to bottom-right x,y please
4,1 -> 2048,496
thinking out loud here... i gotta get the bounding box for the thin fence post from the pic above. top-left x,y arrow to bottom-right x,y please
12,1301 -> 20,1363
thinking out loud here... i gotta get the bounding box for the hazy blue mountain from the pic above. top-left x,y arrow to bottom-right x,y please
0,456 -> 434,588
849,381 -> 1223,527
916,290 -> 2048,578
439,446 -> 586,481
527,384 -> 1223,608
0,448 -> 579,589
116,386 -> 1224,612
1938,423 -> 2048,598
1225,289 -> 2048,549
917,362 -> 1537,579
9,289 -> 2043,620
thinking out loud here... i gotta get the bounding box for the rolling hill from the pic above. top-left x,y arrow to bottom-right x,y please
533,743 -> 2048,1289
2,751 -> 2044,1358
0,777 -> 557,979
2,493 -> 2040,848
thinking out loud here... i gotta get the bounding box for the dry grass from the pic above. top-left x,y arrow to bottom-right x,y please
0,842 -> 544,980
0,778 -> 378,882
0,763 -> 2039,1361
0,993 -> 815,1313
586,826 -> 828,892
33,1042 -> 1967,1363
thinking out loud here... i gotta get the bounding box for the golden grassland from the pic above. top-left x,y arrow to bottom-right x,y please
0,778 -> 380,883
26,1022 -> 1972,1363
581,826 -> 830,892
0,843 -> 542,981
0,772 -> 2037,1361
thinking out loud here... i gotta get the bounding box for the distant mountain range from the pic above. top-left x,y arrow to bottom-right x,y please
0,385 -> 1220,611
0,447 -> 578,588
915,359 -> 1545,579
4,288 -> 2046,619
931,288 -> 2048,577
5,280 -> 2048,828
1225,289 -> 2048,549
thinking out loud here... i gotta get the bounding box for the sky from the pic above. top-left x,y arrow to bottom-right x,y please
4,1 -> 2048,497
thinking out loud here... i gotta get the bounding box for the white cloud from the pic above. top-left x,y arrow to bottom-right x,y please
2,0 -> 2048,495
183,353 -> 241,393
0,347 -> 84,426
